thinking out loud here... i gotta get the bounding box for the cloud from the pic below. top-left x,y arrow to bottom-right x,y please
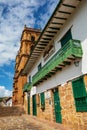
0,86 -> 12,97
0,67 -> 14,80
2,70 -> 13,79
35,0 -> 60,29
0,0 -> 59,67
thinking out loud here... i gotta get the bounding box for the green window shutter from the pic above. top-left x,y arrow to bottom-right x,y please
76,97 -> 87,112
72,77 -> 86,98
40,92 -> 45,110
61,29 -> 72,47
72,77 -> 87,112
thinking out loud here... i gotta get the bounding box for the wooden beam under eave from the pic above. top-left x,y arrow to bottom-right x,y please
54,16 -> 67,20
41,37 -> 52,40
46,30 -> 57,34
38,44 -> 47,47
39,41 -> 49,43
34,50 -> 42,53
58,10 -> 71,15
51,22 -> 63,25
36,47 -> 45,50
62,4 -> 76,9
48,27 -> 60,30
63,61 -> 71,65
43,34 -> 54,37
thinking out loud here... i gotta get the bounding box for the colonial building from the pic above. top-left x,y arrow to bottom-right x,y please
5,97 -> 12,106
12,26 -> 41,105
13,0 -> 87,129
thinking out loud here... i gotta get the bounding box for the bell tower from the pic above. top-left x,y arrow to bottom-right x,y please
12,26 -> 41,106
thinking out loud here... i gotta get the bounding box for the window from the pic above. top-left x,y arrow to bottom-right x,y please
29,76 -> 31,83
61,29 -> 72,47
38,63 -> 42,71
72,77 -> 87,112
31,36 -> 35,42
40,92 -> 45,110
31,45 -> 34,53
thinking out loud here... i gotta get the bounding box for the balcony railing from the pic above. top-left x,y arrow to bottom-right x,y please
23,82 -> 32,92
32,39 -> 83,86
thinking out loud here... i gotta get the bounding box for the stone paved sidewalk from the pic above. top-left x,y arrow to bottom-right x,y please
0,115 -> 71,130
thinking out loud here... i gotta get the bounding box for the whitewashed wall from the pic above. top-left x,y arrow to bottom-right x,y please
28,0 -> 87,93
36,62 -> 82,93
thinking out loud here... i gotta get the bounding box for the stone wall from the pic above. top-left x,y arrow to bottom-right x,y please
34,90 -> 55,121
23,92 -> 28,114
59,75 -> 87,130
17,76 -> 27,105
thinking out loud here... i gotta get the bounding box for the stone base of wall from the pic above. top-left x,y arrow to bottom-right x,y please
59,75 -> 87,130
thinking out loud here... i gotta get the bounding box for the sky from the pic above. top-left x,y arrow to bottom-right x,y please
0,0 -> 59,97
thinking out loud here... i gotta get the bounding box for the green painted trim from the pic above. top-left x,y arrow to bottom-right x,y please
23,82 -> 32,92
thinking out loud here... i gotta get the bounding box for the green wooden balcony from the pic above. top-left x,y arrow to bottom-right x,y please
23,82 -> 32,92
32,39 -> 83,86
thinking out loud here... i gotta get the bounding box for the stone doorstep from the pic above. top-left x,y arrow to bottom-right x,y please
23,115 -> 71,130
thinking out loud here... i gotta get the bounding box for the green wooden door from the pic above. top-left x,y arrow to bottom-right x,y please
53,89 -> 62,123
28,96 -> 30,114
32,95 -> 37,116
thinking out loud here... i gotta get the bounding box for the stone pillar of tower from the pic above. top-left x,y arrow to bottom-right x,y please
12,26 -> 41,106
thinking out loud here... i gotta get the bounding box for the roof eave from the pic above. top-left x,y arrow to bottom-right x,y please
21,0 -> 82,75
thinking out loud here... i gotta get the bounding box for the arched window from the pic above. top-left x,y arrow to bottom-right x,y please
31,35 -> 35,42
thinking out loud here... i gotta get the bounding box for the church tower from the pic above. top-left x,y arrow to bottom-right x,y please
12,26 -> 41,106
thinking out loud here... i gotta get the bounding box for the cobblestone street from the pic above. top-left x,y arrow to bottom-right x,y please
0,115 -> 71,130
